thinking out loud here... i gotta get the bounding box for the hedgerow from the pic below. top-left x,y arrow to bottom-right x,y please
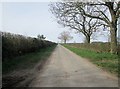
1,32 -> 56,61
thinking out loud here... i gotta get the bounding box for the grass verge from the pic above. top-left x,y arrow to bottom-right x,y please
63,44 -> 118,75
3,45 -> 57,74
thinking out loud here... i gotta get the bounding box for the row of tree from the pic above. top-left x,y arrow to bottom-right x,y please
50,1 -> 120,54
1,32 -> 56,61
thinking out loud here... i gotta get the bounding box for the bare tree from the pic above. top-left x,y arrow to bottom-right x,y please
50,1 -> 120,54
58,31 -> 73,43
50,2 -> 99,43
72,1 -> 120,54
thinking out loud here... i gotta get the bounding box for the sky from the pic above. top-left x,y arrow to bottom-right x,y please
1,2 -> 86,43
0,1 -> 112,43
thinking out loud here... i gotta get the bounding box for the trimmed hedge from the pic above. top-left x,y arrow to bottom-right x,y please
1,32 -> 56,61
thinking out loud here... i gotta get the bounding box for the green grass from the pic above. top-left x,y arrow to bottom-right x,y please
63,44 -> 119,75
3,45 -> 57,74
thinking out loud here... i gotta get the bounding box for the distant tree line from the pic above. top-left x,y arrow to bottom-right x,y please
1,32 -> 56,61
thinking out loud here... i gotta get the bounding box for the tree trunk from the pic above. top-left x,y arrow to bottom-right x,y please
86,35 -> 90,44
108,3 -> 118,54
64,39 -> 66,44
110,25 -> 117,54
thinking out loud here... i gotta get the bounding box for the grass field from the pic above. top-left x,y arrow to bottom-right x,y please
3,45 -> 57,74
63,44 -> 119,76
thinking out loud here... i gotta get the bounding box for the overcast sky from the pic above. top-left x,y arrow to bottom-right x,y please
1,1 -> 112,43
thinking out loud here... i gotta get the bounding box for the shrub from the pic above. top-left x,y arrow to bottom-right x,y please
1,32 -> 56,61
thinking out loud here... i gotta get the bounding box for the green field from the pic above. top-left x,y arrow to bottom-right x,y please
3,45 -> 57,74
63,44 -> 119,76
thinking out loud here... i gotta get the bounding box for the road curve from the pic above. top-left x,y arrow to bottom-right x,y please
29,44 -> 118,87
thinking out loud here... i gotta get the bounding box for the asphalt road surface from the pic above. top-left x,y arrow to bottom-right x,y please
29,44 -> 118,87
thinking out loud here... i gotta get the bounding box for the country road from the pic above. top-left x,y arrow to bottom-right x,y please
29,44 -> 118,87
